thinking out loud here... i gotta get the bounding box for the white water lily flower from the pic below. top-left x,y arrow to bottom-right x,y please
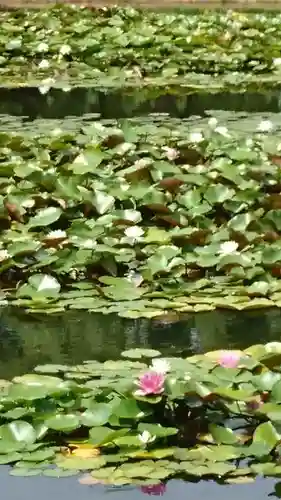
138,431 -> 156,445
265,342 -> 281,353
79,239 -> 97,249
60,44 -> 71,55
189,131 -> 204,143
125,270 -> 143,287
0,250 -> 10,262
215,126 -> 230,138
208,117 -> 218,128
151,358 -> 171,374
39,77 -> 55,95
37,275 -> 59,292
246,138 -> 254,148
257,120 -> 273,132
37,42 -> 49,52
162,146 -> 178,161
45,230 -> 67,240
218,241 -> 239,255
124,226 -> 144,241
273,58 -> 281,67
38,59 -> 50,70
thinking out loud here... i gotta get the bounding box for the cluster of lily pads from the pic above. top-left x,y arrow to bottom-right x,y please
1,343 -> 281,486
1,117 -> 281,316
2,6 -> 281,90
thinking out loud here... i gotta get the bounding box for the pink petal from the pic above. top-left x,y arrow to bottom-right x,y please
218,351 -> 240,368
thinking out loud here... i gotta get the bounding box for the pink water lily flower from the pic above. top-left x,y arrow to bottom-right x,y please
141,484 -> 167,496
218,350 -> 241,369
135,371 -> 165,396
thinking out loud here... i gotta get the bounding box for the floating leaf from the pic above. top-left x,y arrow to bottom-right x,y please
80,404 -> 112,427
28,207 -> 62,228
45,415 -> 80,432
121,349 -> 161,359
57,456 -> 106,470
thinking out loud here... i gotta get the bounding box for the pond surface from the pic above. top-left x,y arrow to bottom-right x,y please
0,308 -> 277,377
1,307 -> 281,379
2,64 -> 281,499
1,307 -> 281,497
1,88 -> 281,118
0,469 -> 279,500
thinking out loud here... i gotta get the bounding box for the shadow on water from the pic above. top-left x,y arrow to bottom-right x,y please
1,307 -> 281,379
1,88 -> 281,118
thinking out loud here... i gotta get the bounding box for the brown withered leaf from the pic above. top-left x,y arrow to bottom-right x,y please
158,177 -> 183,192
269,154 -> 281,167
145,203 -> 171,214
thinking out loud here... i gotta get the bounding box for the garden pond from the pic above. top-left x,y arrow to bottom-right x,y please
3,6 -> 281,492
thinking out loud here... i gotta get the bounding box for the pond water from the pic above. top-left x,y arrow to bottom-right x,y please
1,307 -> 281,498
0,469 -> 279,500
2,69 -> 281,498
1,88 -> 281,118
1,307 -> 281,379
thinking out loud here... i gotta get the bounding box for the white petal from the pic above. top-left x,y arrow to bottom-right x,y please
218,241 -> 239,255
208,117 -> 218,128
151,358 -> 170,374
134,389 -> 146,397
37,275 -> 60,292
189,131 -> 204,143
46,230 -> 67,240
273,58 -> 281,67
215,126 -> 230,138
0,250 -> 10,262
38,59 -> 50,70
257,120 -> 273,132
37,42 -> 49,52
124,226 -> 144,239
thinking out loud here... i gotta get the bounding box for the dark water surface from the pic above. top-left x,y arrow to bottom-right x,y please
1,307 -> 281,379
1,88 -> 281,118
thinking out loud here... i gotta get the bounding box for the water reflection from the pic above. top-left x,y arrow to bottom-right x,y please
0,307 -> 281,379
1,88 -> 281,119
0,466 -> 278,500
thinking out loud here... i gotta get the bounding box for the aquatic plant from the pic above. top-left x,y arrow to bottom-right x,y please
0,343 -> 281,485
136,371 -> 166,396
0,117 -> 281,315
218,351 -> 241,368
2,6 -> 281,90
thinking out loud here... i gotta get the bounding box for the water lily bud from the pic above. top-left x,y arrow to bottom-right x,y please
246,398 -> 263,412
138,430 -> 156,444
